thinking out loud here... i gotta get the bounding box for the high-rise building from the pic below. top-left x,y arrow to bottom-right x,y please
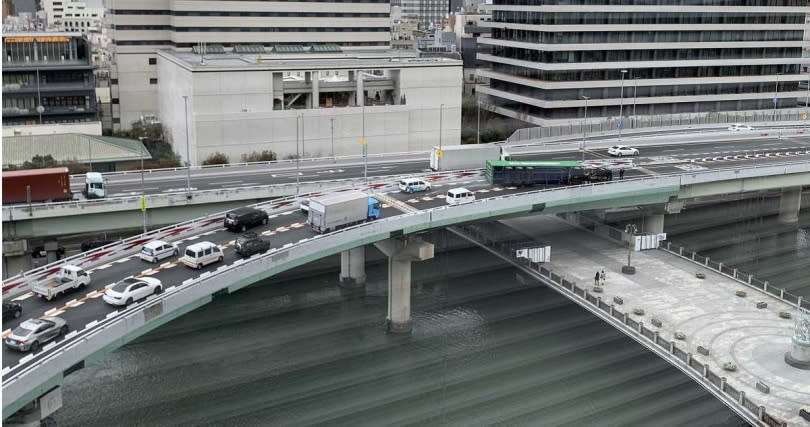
105,0 -> 392,130
399,0 -> 449,31
477,1 -> 808,125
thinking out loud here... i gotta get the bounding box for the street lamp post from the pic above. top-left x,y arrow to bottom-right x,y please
476,99 -> 481,144
581,95 -> 590,162
623,223 -> 638,274
296,114 -> 301,195
140,140 -> 147,233
632,77 -> 638,129
362,103 -> 367,184
773,72 -> 783,121
805,69 -> 810,111
182,95 -> 192,199
439,103 -> 444,169
618,70 -> 628,141
330,117 -> 335,161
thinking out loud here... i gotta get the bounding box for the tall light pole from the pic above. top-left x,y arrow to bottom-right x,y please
140,140 -> 146,233
476,99 -> 481,144
182,95 -> 192,199
805,69 -> 809,111
362,103 -> 367,183
632,77 -> 638,129
618,69 -> 628,141
439,103 -> 444,169
581,95 -> 590,162
330,117 -> 335,161
773,72 -> 782,121
296,114 -> 301,195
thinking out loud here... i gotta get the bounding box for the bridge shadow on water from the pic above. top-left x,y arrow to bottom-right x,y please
53,229 -> 746,427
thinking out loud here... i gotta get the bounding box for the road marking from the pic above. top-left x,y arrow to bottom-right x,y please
12,292 -> 34,301
115,257 -> 131,263
269,214 -> 279,219
221,182 -> 259,188
185,236 -> 200,241
290,222 -> 304,228
636,166 -> 661,176
214,180 -> 243,185
64,300 -> 84,308
142,270 -> 160,276
87,291 -> 105,299
281,211 -> 294,216
477,189 -> 490,193
275,226 -> 289,232
95,263 -> 113,270
2,329 -> 10,339
44,308 -> 64,317
261,230 -> 278,236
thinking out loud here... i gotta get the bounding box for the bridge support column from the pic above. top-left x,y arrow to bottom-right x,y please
778,187 -> 802,224
339,247 -> 366,288
642,214 -> 665,234
375,236 -> 434,334
6,385 -> 62,426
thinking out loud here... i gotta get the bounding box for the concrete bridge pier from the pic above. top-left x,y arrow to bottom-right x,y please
778,187 -> 802,224
374,236 -> 435,334
339,247 -> 366,288
643,214 -> 665,234
5,386 -> 62,426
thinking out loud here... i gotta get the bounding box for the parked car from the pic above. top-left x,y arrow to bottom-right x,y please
234,232 -> 271,257
224,207 -> 269,232
139,240 -> 180,263
399,177 -> 432,193
4,316 -> 68,352
607,145 -> 639,157
2,301 -> 22,321
103,277 -> 163,306
728,123 -> 753,132
180,241 -> 224,269
81,238 -> 113,252
446,187 -> 476,205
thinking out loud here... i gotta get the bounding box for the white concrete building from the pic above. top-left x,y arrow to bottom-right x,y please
104,0 -> 393,131
60,0 -> 103,34
157,50 -> 462,164
478,1 -> 809,125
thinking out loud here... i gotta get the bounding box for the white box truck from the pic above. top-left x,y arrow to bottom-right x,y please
32,265 -> 91,301
308,191 -> 381,233
430,144 -> 503,171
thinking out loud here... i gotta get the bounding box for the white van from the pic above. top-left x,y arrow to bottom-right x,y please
139,240 -> 180,263
446,187 -> 475,205
180,241 -> 224,270
399,177 -> 431,194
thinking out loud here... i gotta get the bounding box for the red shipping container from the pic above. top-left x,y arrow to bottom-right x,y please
2,167 -> 72,204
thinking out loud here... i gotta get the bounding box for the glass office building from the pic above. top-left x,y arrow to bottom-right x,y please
476,1 -> 808,125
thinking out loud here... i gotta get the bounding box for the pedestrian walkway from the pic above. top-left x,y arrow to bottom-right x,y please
503,216 -> 810,426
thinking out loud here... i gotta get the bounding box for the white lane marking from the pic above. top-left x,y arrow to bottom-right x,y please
44,308 -> 64,317
221,182 -> 259,188
214,180 -> 243,185
115,257 -> 131,264
185,236 -> 199,241
281,211 -> 294,216
12,292 -> 34,301
65,300 -> 84,308
290,222 -> 304,228
261,230 -> 278,236
269,214 -> 279,219
122,187 -> 159,192
95,263 -> 113,270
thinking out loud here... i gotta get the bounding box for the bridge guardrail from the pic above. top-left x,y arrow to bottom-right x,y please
456,225 -> 787,427
1,169 -> 486,296
3,161 -> 808,418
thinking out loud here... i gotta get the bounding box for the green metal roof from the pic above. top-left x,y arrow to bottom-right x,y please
233,44 -> 266,54
192,44 -> 226,54
486,160 -> 582,168
2,133 -> 151,167
273,45 -> 305,53
310,44 -> 342,53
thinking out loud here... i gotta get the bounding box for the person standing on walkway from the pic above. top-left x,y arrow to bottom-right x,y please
600,269 -> 606,286
594,271 -> 600,286
619,168 -> 625,180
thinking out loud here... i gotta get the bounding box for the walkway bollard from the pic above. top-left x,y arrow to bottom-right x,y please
703,364 -> 709,378
609,304 -> 614,316
705,257 -> 710,266
732,268 -> 737,278
638,321 -> 644,334
748,274 -> 752,284
720,377 -> 726,392
739,390 -> 745,405
686,352 -> 692,366
653,331 -> 659,343
758,406 -> 764,421
669,341 -> 675,354
780,288 -> 784,299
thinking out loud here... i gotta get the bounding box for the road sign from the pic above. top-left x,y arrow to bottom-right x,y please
359,137 -> 366,145
141,196 -> 147,212
617,122 -> 623,129
436,150 -> 443,158
803,113 -> 807,120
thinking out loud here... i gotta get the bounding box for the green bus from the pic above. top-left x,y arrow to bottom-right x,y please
485,160 -> 612,186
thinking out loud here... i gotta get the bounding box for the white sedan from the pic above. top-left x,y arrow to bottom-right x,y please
103,277 -> 163,306
728,124 -> 753,132
607,145 -> 639,157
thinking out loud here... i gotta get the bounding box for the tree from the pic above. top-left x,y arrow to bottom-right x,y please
241,150 -> 277,162
202,152 -> 229,165
21,154 -> 58,169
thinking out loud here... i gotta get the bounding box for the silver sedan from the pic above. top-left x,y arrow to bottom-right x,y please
4,316 -> 68,352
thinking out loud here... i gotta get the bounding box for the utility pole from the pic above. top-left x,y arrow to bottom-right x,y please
618,70 -> 628,141
581,96 -> 590,162
330,117 -> 335,162
362,103 -> 367,183
183,95 -> 192,199
773,72 -> 782,121
623,223 -> 637,274
439,103 -> 444,169
296,114 -> 301,195
632,77 -> 638,129
140,141 -> 146,233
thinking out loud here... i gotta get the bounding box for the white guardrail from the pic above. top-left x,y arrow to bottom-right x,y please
3,160 -> 810,416
1,169 -> 486,297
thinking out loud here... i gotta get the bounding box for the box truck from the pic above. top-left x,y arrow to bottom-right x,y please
308,191 -> 381,233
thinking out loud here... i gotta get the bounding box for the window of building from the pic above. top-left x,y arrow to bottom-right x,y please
148,58 -> 157,65
112,98 -> 119,104
149,78 -> 158,84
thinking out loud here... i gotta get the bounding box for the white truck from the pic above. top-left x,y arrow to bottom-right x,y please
430,144 -> 503,171
32,265 -> 91,301
308,191 -> 381,233
84,172 -> 106,199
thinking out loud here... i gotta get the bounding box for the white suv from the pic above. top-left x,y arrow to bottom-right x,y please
139,240 -> 180,263
728,123 -> 753,132
399,178 -> 432,193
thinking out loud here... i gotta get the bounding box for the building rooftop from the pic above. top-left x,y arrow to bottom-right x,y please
158,49 -> 462,72
3,32 -> 80,39
3,133 -> 151,167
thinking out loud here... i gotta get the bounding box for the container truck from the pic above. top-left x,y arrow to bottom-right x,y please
308,191 -> 381,233
430,144 -> 503,171
2,167 -> 71,204
32,265 -> 91,301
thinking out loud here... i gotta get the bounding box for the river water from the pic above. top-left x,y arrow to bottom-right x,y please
52,227 -> 748,427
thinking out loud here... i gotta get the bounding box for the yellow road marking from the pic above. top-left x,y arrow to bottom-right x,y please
2,329 -> 11,339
